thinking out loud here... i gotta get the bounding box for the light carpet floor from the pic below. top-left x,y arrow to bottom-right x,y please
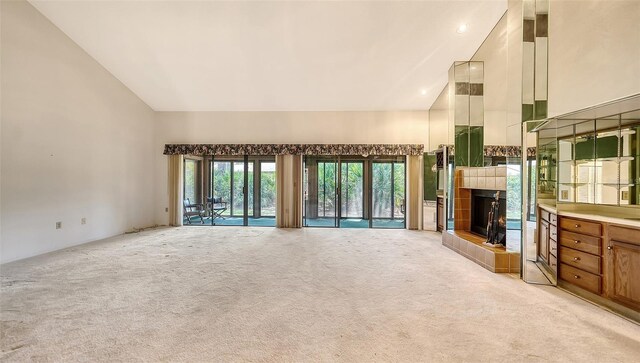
1,227 -> 639,362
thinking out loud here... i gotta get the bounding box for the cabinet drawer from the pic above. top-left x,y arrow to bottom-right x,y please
609,225 -> 640,246
550,238 -> 558,256
549,213 -> 557,226
540,209 -> 550,223
549,254 -> 558,275
559,247 -> 601,275
550,224 -> 558,241
560,217 -> 602,237
559,230 -> 601,255
560,263 -> 601,295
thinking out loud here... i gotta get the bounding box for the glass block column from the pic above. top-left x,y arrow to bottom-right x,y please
449,61 -> 484,167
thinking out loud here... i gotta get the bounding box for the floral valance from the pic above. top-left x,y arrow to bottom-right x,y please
437,145 -> 536,157
164,143 -> 425,156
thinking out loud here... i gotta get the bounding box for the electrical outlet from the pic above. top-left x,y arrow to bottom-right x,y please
165,207 -> 169,212
81,218 -> 86,225
56,222 -> 62,229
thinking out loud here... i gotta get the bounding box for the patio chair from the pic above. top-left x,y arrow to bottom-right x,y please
207,196 -> 228,225
183,198 -> 206,224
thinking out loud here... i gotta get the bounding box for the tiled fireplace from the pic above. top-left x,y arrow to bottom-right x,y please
442,166 -> 520,273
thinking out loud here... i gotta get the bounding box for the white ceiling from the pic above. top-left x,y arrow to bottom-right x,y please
30,0 -> 506,112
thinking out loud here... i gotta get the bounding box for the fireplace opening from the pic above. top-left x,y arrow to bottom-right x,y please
471,189 -> 506,244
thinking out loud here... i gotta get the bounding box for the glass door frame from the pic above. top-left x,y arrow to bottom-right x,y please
303,155 -> 339,228
303,155 -> 407,229
210,156 -> 246,218
338,157 -> 366,227
370,156 -> 407,229
247,156 -> 276,227
208,155 -> 275,227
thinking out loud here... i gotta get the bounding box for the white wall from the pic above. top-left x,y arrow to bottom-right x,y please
153,110 -> 428,224
1,1 -> 156,263
428,86 -> 449,150
548,0 -> 640,117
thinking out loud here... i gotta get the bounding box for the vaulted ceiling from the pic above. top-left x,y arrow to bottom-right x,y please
30,0 -> 506,111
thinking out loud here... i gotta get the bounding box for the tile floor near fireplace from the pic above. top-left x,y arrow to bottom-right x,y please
443,166 -> 520,273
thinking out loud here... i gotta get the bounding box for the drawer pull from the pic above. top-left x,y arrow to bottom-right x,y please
574,275 -> 580,279
607,246 -> 612,250
575,224 -> 581,228
573,257 -> 581,262
574,240 -> 580,244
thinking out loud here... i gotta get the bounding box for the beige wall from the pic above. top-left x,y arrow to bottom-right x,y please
548,0 -> 640,117
153,110 -> 428,225
428,87 -> 449,151
1,1 -> 156,263
155,111 -> 428,145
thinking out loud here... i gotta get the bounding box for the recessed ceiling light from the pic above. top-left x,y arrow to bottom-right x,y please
421,89 -> 427,96
457,24 -> 468,34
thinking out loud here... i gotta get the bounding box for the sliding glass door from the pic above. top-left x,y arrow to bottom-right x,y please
187,154 -> 406,228
210,158 -> 243,225
303,156 -> 405,229
304,156 -> 339,227
371,159 -> 406,229
339,161 -> 367,228
207,156 -> 275,227
247,157 -> 276,227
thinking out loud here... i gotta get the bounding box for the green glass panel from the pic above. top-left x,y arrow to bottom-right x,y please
575,137 -> 595,160
534,100 -> 547,120
522,104 -> 534,122
595,135 -> 619,159
423,154 -> 437,201
454,126 -> 469,166
469,126 -> 484,167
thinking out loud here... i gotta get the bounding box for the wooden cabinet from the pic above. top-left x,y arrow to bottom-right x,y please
559,217 -> 602,238
605,225 -> 640,310
537,207 -> 557,276
539,219 -> 549,262
558,216 -> 603,295
536,210 -> 640,317
437,197 -> 444,232
560,263 -> 602,294
559,230 -> 601,255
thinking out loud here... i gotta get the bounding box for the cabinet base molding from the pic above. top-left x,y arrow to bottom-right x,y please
558,281 -> 640,324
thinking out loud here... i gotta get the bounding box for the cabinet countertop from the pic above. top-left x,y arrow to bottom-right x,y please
538,203 -> 640,229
